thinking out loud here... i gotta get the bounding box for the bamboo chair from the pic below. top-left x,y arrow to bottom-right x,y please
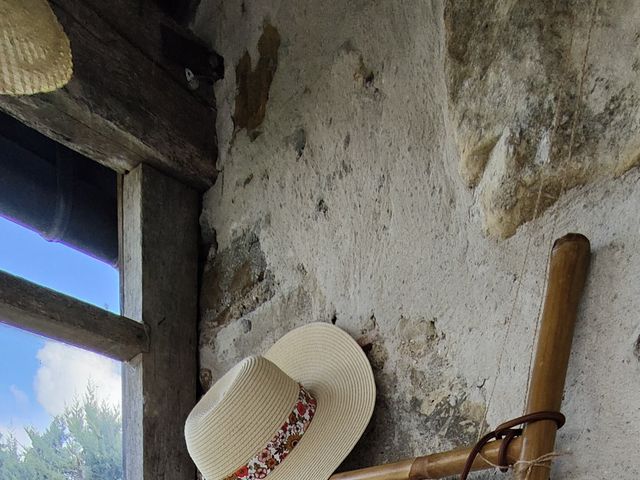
331,233 -> 590,480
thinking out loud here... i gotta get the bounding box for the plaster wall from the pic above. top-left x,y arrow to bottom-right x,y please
192,1 -> 640,478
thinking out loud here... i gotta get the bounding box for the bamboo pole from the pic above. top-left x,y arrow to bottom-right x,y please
330,233 -> 591,480
514,233 -> 590,479
331,438 -> 521,480
409,437 -> 522,479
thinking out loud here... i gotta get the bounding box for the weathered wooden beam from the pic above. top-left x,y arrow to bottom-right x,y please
81,0 -> 222,99
0,269 -> 148,361
0,0 -> 217,191
121,164 -> 198,480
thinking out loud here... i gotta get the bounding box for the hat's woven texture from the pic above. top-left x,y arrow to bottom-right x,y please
0,0 -> 73,95
185,323 -> 376,480
186,357 -> 301,478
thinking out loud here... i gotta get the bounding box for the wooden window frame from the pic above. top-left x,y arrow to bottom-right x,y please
0,165 -> 199,479
0,1 -> 213,478
120,165 -> 199,479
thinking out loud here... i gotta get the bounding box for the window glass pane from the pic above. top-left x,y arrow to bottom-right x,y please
0,216 -> 122,479
0,215 -> 119,311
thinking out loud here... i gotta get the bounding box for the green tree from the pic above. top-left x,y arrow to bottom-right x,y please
0,385 -> 122,480
65,386 -> 122,480
0,434 -> 25,479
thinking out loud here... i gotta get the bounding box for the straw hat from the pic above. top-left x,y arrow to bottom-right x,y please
185,322 -> 376,480
0,0 -> 73,95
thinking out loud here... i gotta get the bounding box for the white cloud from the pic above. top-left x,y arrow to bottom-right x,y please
34,341 -> 121,416
9,385 -> 29,407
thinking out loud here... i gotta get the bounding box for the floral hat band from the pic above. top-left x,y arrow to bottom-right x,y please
225,385 -> 317,480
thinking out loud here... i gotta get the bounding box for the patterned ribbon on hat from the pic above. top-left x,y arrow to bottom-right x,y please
224,384 -> 317,480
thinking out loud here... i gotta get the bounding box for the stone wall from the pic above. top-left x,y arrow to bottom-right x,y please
192,1 -> 640,478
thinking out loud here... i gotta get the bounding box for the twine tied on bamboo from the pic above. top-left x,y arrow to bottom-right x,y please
459,411 -> 566,480
514,451 -> 571,479
478,450 -> 571,479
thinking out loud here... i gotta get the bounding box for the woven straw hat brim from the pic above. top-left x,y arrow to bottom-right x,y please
262,322 -> 376,480
0,0 -> 73,95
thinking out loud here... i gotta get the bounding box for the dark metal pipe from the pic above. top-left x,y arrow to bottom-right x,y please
0,112 -> 118,266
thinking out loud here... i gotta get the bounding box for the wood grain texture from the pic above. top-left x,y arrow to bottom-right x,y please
121,164 -> 199,480
514,233 -> 591,479
0,270 -> 148,361
0,0 -> 217,191
80,0 -> 217,104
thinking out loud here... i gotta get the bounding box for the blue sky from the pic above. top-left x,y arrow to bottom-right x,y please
0,215 -> 120,439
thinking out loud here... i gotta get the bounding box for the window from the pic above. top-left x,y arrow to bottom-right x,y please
0,112 -> 199,479
0,182 -> 122,477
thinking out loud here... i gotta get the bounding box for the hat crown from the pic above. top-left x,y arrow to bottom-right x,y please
185,356 -> 300,480
0,0 -> 73,95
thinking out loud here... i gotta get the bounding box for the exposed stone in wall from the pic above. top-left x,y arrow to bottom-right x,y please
445,0 -> 640,237
193,1 -> 640,478
346,315 -> 488,467
199,229 -> 275,364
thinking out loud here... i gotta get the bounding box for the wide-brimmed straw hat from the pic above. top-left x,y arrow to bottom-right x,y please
185,322 -> 376,480
0,0 -> 73,95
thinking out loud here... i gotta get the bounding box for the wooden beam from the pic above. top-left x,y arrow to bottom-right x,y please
81,0 -> 219,100
121,164 -> 198,480
0,0 -> 217,191
0,269 -> 148,361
